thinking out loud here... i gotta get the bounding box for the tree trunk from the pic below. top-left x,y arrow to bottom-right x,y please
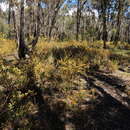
76,0 -> 80,41
114,0 -> 124,44
28,0 -> 41,49
8,0 -> 11,38
101,0 -> 107,49
48,0 -> 62,41
18,0 -> 26,59
12,10 -> 19,43
76,0 -> 88,41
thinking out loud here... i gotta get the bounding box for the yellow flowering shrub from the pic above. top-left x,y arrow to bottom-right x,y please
58,57 -> 88,79
0,63 -> 26,89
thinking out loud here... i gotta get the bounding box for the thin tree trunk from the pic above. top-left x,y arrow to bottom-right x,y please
48,0 -> 62,41
114,0 -> 124,45
76,0 -> 88,41
8,0 -> 11,38
76,0 -> 80,41
28,0 -> 41,49
101,0 -> 107,49
18,0 -> 26,59
12,10 -> 18,43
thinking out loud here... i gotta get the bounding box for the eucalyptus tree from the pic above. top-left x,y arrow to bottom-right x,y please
41,0 -> 66,40
92,0 -> 114,48
76,0 -> 88,41
114,0 -> 125,44
18,0 -> 42,59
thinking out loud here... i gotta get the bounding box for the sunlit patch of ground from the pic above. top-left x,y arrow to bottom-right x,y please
0,38 -> 16,56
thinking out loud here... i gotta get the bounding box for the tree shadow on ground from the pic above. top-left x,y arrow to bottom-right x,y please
71,90 -> 130,130
68,73 -> 130,130
13,70 -> 130,130
25,69 -> 66,130
88,71 -> 126,90
1,66 -> 130,130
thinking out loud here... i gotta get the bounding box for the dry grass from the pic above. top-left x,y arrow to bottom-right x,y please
0,38 -> 16,56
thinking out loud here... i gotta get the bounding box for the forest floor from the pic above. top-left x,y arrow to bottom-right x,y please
0,40 -> 130,130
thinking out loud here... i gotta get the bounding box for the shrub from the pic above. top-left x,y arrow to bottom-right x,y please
0,63 -> 27,89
